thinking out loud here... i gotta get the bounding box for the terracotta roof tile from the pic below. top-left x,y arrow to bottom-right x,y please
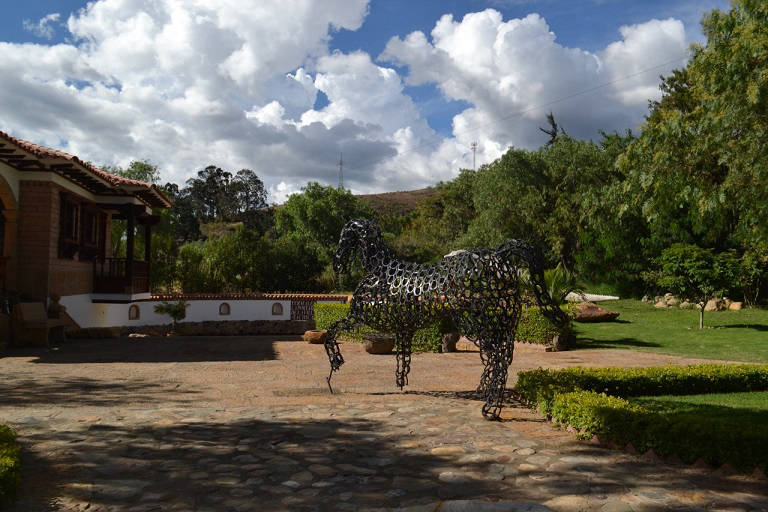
0,130 -> 172,207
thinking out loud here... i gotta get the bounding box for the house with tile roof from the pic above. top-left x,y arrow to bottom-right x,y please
0,130 -> 172,335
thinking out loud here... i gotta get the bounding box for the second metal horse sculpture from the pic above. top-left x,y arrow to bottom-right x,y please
324,219 -> 569,420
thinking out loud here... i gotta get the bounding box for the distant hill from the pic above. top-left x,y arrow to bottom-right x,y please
356,187 -> 438,217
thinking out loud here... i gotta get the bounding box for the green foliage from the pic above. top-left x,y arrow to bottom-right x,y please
516,306 -> 572,345
653,243 -> 740,328
275,183 -> 374,265
548,390 -> 768,471
0,424 -> 22,503
394,171 -> 477,263
313,302 -> 451,352
655,244 -> 740,301
542,263 -> 584,306
463,135 -> 618,270
153,300 -> 189,324
514,364 -> 768,413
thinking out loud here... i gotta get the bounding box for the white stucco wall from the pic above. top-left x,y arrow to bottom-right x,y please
61,295 -> 292,328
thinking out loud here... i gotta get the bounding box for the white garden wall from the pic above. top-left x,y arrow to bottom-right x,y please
61,295 -> 291,328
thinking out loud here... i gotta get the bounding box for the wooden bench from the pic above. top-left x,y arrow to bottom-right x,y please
11,302 -> 68,347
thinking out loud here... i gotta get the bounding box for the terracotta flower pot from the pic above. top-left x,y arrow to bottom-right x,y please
303,330 -> 327,344
363,334 -> 395,354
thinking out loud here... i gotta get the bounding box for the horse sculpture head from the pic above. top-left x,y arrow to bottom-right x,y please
334,218 -> 382,275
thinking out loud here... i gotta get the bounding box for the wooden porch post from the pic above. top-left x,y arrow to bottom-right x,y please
126,205 -> 134,292
144,222 -> 152,281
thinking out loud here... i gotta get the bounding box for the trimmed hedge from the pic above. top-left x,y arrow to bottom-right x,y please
515,364 -> 768,412
515,364 -> 768,471
516,306 -> 572,345
313,303 -> 449,352
0,425 -> 21,503
549,390 -> 768,471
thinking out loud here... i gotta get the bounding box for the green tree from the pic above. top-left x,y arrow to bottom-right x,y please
394,170 -> 477,263
464,133 -> 617,271
274,182 -> 374,264
617,0 -> 768,273
654,244 -> 740,329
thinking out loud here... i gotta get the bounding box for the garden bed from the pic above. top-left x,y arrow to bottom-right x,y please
514,364 -> 768,472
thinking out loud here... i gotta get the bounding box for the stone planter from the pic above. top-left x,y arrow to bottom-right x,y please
363,334 -> 395,354
303,329 -> 327,344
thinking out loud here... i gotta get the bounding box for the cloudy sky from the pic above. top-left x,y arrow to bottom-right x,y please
1,0 -> 728,202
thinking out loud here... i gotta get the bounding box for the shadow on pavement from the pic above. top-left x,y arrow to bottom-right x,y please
0,376 -> 200,407
10,336 -> 281,364
572,337 -> 662,349
7,413 -> 768,511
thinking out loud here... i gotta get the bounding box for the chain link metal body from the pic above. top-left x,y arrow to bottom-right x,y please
324,219 -> 568,420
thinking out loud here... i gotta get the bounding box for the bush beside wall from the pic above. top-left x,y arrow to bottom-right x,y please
313,303 -> 450,352
516,306 -> 572,346
0,425 -> 21,504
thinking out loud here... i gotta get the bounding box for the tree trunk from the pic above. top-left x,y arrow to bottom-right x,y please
699,306 -> 704,330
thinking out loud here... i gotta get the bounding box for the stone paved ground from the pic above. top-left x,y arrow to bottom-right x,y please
1,336 -> 766,512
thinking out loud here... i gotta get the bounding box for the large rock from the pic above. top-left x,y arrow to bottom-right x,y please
573,302 -> 620,323
729,301 -> 744,311
704,298 -> 726,312
666,296 -> 680,307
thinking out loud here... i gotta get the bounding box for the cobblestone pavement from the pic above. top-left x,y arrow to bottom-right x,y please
1,336 -> 766,512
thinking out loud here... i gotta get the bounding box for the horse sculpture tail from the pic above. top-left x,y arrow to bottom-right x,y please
495,240 -> 571,331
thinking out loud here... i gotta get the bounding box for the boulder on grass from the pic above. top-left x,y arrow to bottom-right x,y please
729,301 -> 743,311
704,298 -> 726,312
573,302 -> 620,323
303,330 -> 327,344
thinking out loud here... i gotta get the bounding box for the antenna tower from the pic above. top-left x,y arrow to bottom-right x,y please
470,141 -> 478,170
338,151 -> 344,189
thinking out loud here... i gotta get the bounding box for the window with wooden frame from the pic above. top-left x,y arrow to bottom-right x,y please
78,207 -> 105,261
58,194 -> 80,259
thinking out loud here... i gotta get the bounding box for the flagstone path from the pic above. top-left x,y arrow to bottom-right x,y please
1,336 -> 766,511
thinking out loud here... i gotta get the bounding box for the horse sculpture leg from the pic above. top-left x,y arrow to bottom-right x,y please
480,337 -> 513,421
324,316 -> 358,393
395,332 -> 413,389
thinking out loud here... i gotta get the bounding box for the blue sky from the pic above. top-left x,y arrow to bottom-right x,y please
0,0 -> 729,199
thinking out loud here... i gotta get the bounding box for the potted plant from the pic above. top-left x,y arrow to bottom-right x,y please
153,300 -> 189,335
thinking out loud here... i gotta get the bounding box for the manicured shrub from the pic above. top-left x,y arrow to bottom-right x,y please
313,303 -> 451,352
549,390 -> 768,471
515,364 -> 768,412
0,424 -> 21,503
516,306 -> 572,345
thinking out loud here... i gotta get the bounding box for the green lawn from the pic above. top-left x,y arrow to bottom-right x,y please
630,391 -> 768,425
573,299 -> 768,362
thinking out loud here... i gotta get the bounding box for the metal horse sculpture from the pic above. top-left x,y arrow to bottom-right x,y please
324,219 -> 569,420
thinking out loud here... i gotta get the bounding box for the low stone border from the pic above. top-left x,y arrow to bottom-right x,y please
66,319 -> 313,339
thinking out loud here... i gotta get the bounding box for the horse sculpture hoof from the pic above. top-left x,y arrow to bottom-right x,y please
482,404 -> 502,421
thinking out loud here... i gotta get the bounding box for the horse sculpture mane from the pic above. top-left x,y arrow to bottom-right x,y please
324,218 -> 569,420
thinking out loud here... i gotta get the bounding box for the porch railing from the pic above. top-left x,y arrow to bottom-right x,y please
93,257 -> 149,294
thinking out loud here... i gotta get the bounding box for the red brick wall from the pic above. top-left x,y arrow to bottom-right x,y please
49,185 -> 95,297
17,181 -> 102,299
17,181 -> 56,299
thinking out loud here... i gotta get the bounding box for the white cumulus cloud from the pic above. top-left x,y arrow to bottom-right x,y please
2,3 -> 692,202
23,13 -> 61,40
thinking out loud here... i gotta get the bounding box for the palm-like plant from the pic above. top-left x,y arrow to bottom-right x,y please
543,263 -> 584,306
